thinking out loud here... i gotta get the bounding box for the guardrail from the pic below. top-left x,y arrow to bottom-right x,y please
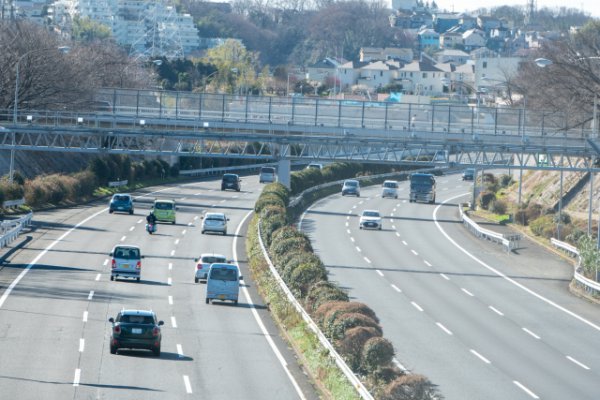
0,212 -> 32,249
550,238 -> 600,296
2,198 -> 25,208
458,204 -> 520,252
179,163 -> 274,177
257,220 -> 374,400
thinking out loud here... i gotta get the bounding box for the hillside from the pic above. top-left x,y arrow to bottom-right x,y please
0,151 -> 94,179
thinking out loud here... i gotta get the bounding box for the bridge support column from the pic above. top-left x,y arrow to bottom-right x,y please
277,159 -> 291,189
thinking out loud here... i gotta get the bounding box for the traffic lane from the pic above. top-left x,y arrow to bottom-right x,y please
303,195 -> 526,400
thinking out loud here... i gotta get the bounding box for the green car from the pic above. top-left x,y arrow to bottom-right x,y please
152,199 -> 176,224
108,309 -> 164,356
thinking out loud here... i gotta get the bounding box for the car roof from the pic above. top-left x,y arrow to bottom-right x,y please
113,193 -> 131,197
120,309 -> 154,316
223,173 -> 239,177
154,199 -> 175,203
383,180 -> 398,183
112,244 -> 140,250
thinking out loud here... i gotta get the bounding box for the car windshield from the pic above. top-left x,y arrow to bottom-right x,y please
113,195 -> 130,202
119,314 -> 154,324
210,268 -> 238,281
261,168 -> 275,173
223,175 -> 237,182
363,211 -> 380,217
202,256 -> 227,264
412,175 -> 434,184
206,215 -> 224,221
384,182 -> 398,188
345,181 -> 358,187
155,202 -> 173,210
114,248 -> 140,259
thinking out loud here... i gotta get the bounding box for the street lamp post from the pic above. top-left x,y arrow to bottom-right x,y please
11,46 -> 70,183
203,70 -> 219,93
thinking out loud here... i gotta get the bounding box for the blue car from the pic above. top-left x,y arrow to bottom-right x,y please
109,193 -> 134,214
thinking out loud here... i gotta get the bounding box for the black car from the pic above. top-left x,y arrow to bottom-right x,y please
109,193 -> 134,214
462,168 -> 475,181
108,309 -> 164,356
221,173 -> 241,191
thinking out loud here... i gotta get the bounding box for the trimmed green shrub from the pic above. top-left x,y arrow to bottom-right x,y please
281,252 -> 323,282
270,236 -> 313,262
381,374 -> 439,400
370,366 -> 404,386
305,281 -> 349,314
271,226 -> 305,244
261,214 -> 287,246
361,337 -> 394,374
328,312 -> 382,341
262,182 -> 290,206
255,192 -> 286,213
288,262 -> 328,297
320,301 -> 380,329
260,204 -> 286,220
337,326 -> 382,371
314,300 -> 349,325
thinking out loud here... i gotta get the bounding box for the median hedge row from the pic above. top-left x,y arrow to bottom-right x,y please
250,164 -> 440,399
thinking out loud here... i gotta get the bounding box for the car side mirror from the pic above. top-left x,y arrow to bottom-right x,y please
228,259 -> 234,263
141,255 -> 145,259
239,275 -> 243,280
194,258 -> 199,262
109,252 -> 113,257
158,321 -> 164,326
227,218 -> 230,221
200,216 -> 204,219
108,317 -> 115,323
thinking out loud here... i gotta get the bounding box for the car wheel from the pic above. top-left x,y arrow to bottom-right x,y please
223,231 -> 227,236
205,298 -> 210,304
153,346 -> 161,357
379,226 -> 382,230
194,277 -> 198,283
109,209 -> 113,214
110,275 -> 114,281
234,300 -> 238,305
136,277 -> 140,282
201,230 -> 205,234
129,210 -> 133,215
110,345 -> 117,355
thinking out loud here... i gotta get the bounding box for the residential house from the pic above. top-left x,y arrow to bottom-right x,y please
307,57 -> 345,86
477,15 -> 503,35
391,0 -> 417,11
436,49 -> 470,65
459,14 -> 478,30
440,29 -> 463,49
433,12 -> 461,33
396,57 -> 445,96
463,29 -> 486,51
418,28 -> 440,50
472,54 -> 522,90
356,61 -> 399,91
338,61 -> 368,91
360,47 -> 413,63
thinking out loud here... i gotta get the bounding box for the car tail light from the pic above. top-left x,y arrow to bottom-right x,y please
111,259 -> 116,269
113,325 -> 121,334
136,261 -> 141,270
152,327 -> 160,337
197,264 -> 203,270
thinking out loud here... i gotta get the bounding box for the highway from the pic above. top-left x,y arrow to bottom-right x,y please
0,177 -> 318,400
300,174 -> 600,400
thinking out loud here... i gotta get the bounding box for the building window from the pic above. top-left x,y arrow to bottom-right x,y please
422,73 -> 427,78
483,61 -> 487,68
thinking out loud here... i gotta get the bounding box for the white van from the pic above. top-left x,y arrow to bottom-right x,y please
381,180 -> 399,199
205,263 -> 243,305
259,167 -> 276,183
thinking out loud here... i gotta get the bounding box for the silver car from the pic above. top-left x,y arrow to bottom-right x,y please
201,212 -> 229,235
381,180 -> 399,199
194,253 -> 229,283
110,245 -> 144,282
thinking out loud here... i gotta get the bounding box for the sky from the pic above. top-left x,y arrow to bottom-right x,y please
432,0 -> 600,18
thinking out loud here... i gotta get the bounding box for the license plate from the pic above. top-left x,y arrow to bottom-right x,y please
132,328 -> 142,334
122,264 -> 129,269
218,294 -> 226,299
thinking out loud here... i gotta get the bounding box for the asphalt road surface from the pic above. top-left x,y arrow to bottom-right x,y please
0,177 -> 319,400
300,173 -> 600,400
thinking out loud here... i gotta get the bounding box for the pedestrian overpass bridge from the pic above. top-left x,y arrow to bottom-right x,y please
1,88 -> 600,182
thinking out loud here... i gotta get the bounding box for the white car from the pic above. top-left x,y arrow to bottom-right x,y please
359,210 -> 382,230
201,212 -> 229,235
381,180 -> 399,199
194,253 -> 230,283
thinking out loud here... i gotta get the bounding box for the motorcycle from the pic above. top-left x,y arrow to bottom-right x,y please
145,222 -> 156,234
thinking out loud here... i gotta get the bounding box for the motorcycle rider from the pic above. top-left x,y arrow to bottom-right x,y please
146,211 -> 157,232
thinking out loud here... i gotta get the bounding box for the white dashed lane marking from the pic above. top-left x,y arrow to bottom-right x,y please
436,322 -> 453,335
470,349 -> 491,364
183,375 -> 193,394
522,328 -> 540,340
95,274 -> 101,281
411,250 -> 418,256
177,344 -> 184,357
83,311 -> 88,322
375,269 -> 383,276
411,302 -> 423,312
87,291 -> 94,300
129,226 -> 135,232
391,284 -> 401,293
461,288 -> 475,297
79,338 -> 85,352
168,263 -> 173,270
566,356 -> 590,370
440,273 -> 450,280
168,296 -> 173,305
120,236 -> 126,242
489,306 -> 504,316
73,369 -> 81,386
171,316 -> 177,328
513,381 -> 539,399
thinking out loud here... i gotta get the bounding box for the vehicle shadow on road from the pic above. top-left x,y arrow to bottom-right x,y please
115,350 -> 193,361
209,301 -> 267,310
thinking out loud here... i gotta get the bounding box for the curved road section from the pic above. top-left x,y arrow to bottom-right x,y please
300,174 -> 600,400
0,178 -> 318,400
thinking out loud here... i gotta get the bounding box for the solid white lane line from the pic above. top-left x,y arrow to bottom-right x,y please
177,344 -> 184,357
470,349 -> 491,364
566,356 -> 590,370
522,327 -> 540,340
411,302 -> 423,312
436,322 -> 453,335
376,269 -> 383,276
183,375 -> 192,394
129,226 -> 135,232
424,261 -> 432,267
171,316 -> 177,328
103,259 -> 108,266
168,263 -> 173,270
461,288 -> 475,297
182,229 -> 187,235
234,210 -> 307,400
73,369 -> 81,386
364,257 -> 371,264
402,240 -> 408,245
175,239 -> 180,245
79,338 -> 85,352
440,273 -> 450,280
120,235 -> 126,242
95,274 -> 101,281
167,277 -> 172,286
391,284 -> 401,293
170,250 -> 175,256
489,306 -> 504,316
350,237 -> 355,243
513,381 -> 539,399
168,296 -> 173,305
83,311 -> 88,322
87,291 -> 94,300
356,246 -> 361,252
411,250 -> 418,256
434,194 -> 600,333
